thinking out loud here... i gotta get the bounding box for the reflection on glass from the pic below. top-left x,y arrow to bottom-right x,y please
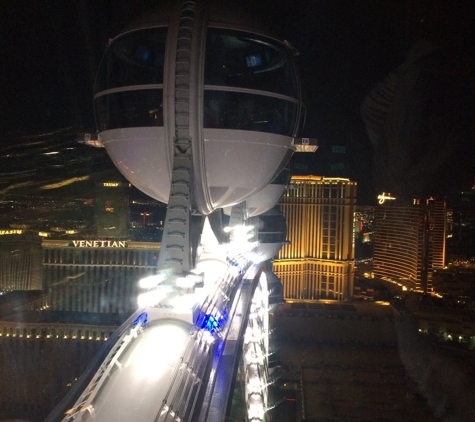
272,167 -> 291,185
205,29 -> 298,98
252,209 -> 287,244
203,91 -> 297,136
95,28 -> 167,93
95,90 -> 163,131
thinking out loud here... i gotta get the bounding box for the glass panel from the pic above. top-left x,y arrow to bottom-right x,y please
205,29 -> 298,98
96,28 -> 167,93
95,89 -> 163,131
204,90 -> 297,136
254,211 -> 287,243
272,167 -> 291,185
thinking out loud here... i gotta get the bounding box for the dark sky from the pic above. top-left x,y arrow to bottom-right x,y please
0,0 -> 473,204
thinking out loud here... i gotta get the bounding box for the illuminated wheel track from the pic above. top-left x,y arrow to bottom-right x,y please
46,243 -> 276,422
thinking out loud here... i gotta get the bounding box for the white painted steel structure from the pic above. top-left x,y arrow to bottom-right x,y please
47,225 -> 278,422
94,0 -> 303,215
47,1 -> 316,420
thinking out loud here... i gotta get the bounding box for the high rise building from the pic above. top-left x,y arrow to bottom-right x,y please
273,176 -> 357,301
373,195 -> 446,293
94,181 -> 130,239
446,186 -> 475,262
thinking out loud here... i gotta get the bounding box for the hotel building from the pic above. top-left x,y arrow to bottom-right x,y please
0,233 -> 43,292
41,239 -> 160,314
94,180 -> 130,239
273,176 -> 357,301
0,232 -> 160,314
373,195 -> 446,292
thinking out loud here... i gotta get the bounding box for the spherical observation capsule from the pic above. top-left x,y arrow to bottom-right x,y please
94,0 -> 302,215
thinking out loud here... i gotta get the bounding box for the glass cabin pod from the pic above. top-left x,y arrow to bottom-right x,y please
94,2 -> 302,214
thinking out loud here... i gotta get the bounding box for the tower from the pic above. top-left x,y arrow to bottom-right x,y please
373,195 -> 446,293
94,181 -> 129,239
273,176 -> 357,301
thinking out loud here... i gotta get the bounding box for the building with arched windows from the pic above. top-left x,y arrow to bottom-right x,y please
0,234 -> 43,292
273,176 -> 357,301
41,239 -> 160,314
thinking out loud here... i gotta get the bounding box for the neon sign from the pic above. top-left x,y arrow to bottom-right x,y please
0,230 -> 23,235
71,240 -> 126,248
377,193 -> 396,204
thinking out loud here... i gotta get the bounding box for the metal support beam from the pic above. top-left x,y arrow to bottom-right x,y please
158,1 -> 197,275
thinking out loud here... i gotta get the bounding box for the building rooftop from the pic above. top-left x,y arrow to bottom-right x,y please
274,300 -> 475,421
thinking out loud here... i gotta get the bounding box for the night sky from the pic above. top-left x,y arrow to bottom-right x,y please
0,0 -> 474,204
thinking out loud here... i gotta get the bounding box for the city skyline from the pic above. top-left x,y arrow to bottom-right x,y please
2,0 -> 473,203
0,2 -> 474,421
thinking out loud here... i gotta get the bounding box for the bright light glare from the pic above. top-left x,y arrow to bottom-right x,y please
200,217 -> 220,246
200,330 -> 215,345
137,289 -> 166,308
247,252 -> 265,264
248,393 -> 265,419
228,241 -> 258,259
131,323 -> 189,381
259,271 -> 267,285
194,259 -> 227,287
229,264 -> 242,278
139,274 -> 166,289
168,294 -> 198,309
229,225 -> 254,243
176,276 -> 195,289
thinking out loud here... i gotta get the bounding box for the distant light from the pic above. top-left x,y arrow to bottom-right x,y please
0,229 -> 23,235
40,175 -> 89,190
43,151 -> 59,155
292,137 -> 318,153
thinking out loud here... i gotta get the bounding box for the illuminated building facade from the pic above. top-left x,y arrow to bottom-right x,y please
94,181 -> 130,238
42,239 -> 160,314
446,187 -> 475,262
273,176 -> 357,301
354,206 -> 374,260
373,196 -> 446,292
0,234 -> 43,292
